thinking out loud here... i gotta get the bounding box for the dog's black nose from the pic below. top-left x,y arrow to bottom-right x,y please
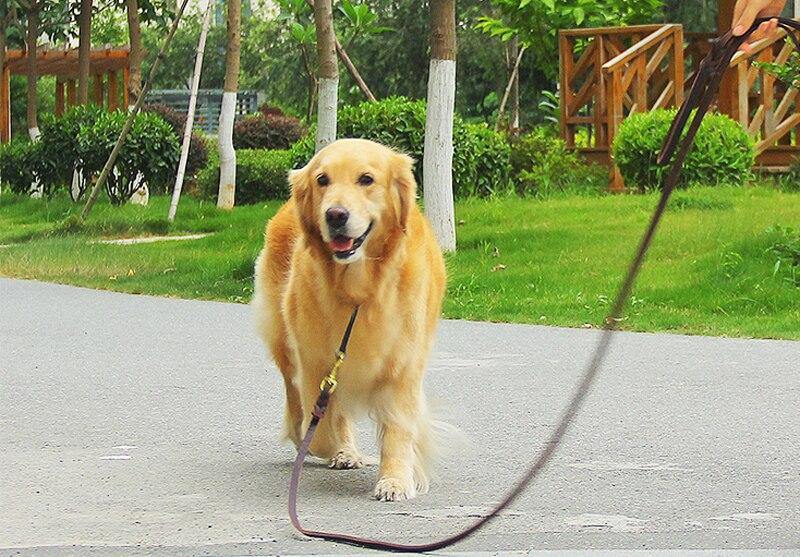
325,206 -> 349,228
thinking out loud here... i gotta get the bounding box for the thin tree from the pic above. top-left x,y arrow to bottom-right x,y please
422,0 -> 456,252
217,0 -> 241,210
25,1 -> 40,140
168,0 -> 212,222
77,0 -> 92,104
0,4 -> 16,141
496,41 -> 525,132
125,0 -> 142,105
313,0 -> 337,151
80,0 -> 190,220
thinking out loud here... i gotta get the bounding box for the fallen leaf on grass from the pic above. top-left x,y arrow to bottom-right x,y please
491,264 -> 507,272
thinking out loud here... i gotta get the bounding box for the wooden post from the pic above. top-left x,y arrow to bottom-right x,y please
93,74 -> 104,105
122,66 -> 130,108
55,79 -> 65,116
67,79 -> 77,106
558,32 -> 573,147
0,65 -> 9,143
672,27 -> 684,107
108,71 -> 118,111
595,36 -> 606,148
717,0 -> 736,117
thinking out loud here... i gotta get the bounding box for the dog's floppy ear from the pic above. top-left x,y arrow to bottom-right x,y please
289,165 -> 317,240
392,153 -> 417,233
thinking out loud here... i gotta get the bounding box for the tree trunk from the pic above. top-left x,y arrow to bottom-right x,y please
509,37 -> 520,134
313,0 -> 338,151
304,0 -> 375,102
26,4 -> 39,140
423,0 -> 456,252
496,44 -> 525,132
77,0 -> 92,104
168,1 -> 212,222
217,0 -> 241,210
126,0 -> 142,106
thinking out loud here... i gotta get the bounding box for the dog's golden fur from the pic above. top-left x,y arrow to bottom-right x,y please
252,138 -> 446,501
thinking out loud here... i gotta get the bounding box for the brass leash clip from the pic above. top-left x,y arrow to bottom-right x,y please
320,350 -> 346,394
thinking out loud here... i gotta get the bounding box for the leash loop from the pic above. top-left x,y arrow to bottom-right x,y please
286,18 -> 800,552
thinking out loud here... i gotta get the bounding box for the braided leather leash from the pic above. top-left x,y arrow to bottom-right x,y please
287,18 -> 798,552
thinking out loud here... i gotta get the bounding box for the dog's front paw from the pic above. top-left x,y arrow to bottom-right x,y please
374,477 -> 416,502
329,449 -> 364,470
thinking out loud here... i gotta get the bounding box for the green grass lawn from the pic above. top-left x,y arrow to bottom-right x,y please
1,186 -> 798,339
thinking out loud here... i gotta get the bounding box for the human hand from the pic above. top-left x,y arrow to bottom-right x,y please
731,0 -> 786,52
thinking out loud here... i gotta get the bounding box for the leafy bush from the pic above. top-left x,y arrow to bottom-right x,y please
291,97 -> 512,198
612,109 -> 754,191
197,149 -> 295,204
233,113 -> 306,150
510,128 -> 607,197
143,103 -> 209,187
37,105 -> 106,199
0,139 -> 41,195
79,110 -> 180,204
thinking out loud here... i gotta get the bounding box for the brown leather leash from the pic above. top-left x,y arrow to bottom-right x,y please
286,19 -> 798,552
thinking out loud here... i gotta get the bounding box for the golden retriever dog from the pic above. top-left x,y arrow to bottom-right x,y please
252,138 -> 447,501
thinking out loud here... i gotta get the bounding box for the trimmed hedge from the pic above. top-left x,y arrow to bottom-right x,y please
291,97 -> 512,198
197,149 -> 295,204
510,128 -> 607,197
233,113 -> 306,150
612,109 -> 754,190
0,139 -> 42,195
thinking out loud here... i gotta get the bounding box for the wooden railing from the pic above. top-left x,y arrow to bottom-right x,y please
558,24 -> 684,173
727,28 -> 800,162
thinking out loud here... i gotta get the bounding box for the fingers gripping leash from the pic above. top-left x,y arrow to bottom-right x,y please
286,18 -> 800,552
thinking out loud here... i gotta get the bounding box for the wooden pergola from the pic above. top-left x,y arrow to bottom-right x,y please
559,0 -> 800,189
0,47 -> 130,142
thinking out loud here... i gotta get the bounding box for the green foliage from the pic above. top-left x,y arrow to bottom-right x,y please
197,149 -> 295,204
36,105 -> 105,199
0,139 -> 40,195
78,110 -> 179,204
292,97 -> 512,198
777,158 -> 800,192
476,0 -> 663,78
510,128 -> 608,197
765,224 -> 800,287
612,109 -> 754,191
755,50 -> 800,90
233,113 -> 306,150
142,104 -> 209,187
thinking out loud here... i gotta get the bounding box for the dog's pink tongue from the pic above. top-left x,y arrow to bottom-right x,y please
330,236 -> 354,252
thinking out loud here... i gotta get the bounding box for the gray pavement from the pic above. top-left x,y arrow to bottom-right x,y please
1,278 -> 798,556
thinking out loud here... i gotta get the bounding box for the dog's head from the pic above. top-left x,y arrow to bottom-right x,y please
289,139 -> 416,264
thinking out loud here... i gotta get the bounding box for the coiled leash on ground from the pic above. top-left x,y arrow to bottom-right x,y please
287,18 -> 799,552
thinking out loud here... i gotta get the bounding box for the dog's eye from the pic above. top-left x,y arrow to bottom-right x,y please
316,173 -> 330,187
358,174 -> 374,186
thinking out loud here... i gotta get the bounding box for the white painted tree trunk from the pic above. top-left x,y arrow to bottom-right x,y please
169,0 -> 212,222
422,58 -> 456,252
315,76 -> 338,152
28,126 -> 39,141
217,91 -> 237,209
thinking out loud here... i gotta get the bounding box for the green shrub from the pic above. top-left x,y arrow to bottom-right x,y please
79,110 -> 180,204
197,149 -> 295,204
612,109 -> 754,191
233,113 -> 306,150
0,139 -> 40,195
291,97 -> 512,198
510,128 -> 608,197
37,105 -> 105,199
143,103 -> 209,187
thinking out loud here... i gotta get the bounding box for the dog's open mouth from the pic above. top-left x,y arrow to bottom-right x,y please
329,222 -> 373,260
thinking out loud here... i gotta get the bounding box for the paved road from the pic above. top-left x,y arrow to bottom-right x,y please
1,279 -> 798,556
